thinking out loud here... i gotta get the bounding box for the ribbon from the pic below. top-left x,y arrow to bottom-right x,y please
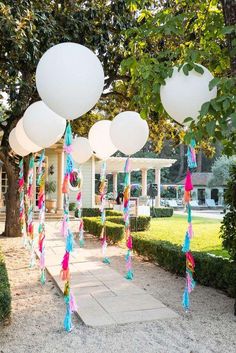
19,159 -> 27,246
27,155 -> 35,267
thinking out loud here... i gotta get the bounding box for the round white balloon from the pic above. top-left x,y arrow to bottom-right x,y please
23,101 -> 66,148
9,128 -> 30,157
15,118 -> 41,153
36,42 -> 104,120
71,137 -> 93,164
110,112 -> 149,155
160,64 -> 217,124
89,120 -> 117,160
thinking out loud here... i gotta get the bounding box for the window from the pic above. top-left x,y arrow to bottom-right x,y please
1,167 -> 8,195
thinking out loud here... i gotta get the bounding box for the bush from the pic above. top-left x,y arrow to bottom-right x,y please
106,216 -> 151,232
75,208 -> 112,218
106,210 -> 123,216
132,235 -> 236,297
69,202 -> 76,211
0,250 -> 11,322
83,217 -> 124,243
151,207 -> 173,218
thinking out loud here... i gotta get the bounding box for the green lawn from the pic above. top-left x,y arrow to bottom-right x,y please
134,215 -> 229,258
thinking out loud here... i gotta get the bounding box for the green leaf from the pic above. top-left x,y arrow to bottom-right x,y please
182,64 -> 190,76
222,25 -> 236,35
230,113 -> 236,129
211,100 -> 220,112
209,78 -> 220,91
223,99 -> 230,112
183,117 -> 193,124
206,121 -> 216,136
200,101 -> 210,117
194,64 -> 204,75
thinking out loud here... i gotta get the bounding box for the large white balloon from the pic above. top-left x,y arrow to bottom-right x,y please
71,137 -> 93,164
160,64 -> 217,124
88,120 -> 117,160
110,112 -> 149,155
23,101 -> 66,148
9,128 -> 30,157
15,118 -> 41,153
36,42 -> 104,120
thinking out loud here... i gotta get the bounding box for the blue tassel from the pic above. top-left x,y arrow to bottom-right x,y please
40,269 -> 46,285
64,305 -> 72,332
103,257 -> 111,264
182,231 -> 190,253
79,238 -> 85,248
65,123 -> 73,146
182,287 -> 190,311
125,269 -> 134,280
66,230 -> 74,252
66,154 -> 74,174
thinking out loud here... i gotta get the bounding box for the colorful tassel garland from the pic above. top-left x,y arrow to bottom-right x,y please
37,150 -> 46,284
60,122 -> 77,332
26,155 -> 35,267
123,157 -> 133,280
99,161 -> 110,264
182,139 -> 197,311
19,159 -> 26,246
76,169 -> 84,247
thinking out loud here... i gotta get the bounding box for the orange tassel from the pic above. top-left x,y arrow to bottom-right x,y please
60,268 -> 70,281
62,175 -> 69,194
184,190 -> 191,203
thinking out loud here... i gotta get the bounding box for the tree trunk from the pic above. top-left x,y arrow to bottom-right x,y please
196,149 -> 202,172
221,0 -> 236,75
177,144 -> 185,179
1,159 -> 21,237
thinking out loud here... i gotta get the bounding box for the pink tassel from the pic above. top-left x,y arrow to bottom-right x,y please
64,145 -> 73,154
69,293 -> 77,312
185,171 -> 193,191
126,255 -> 132,271
188,223 -> 194,239
61,251 -> 70,270
40,252 -> 45,269
77,192 -> 81,202
61,215 -> 68,237
127,236 -> 132,250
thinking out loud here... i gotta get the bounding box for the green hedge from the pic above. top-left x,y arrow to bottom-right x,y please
106,210 -> 123,216
106,216 -> 151,232
0,250 -> 11,322
83,217 -> 124,243
151,207 -> 174,218
132,235 -> 236,297
75,208 -> 112,218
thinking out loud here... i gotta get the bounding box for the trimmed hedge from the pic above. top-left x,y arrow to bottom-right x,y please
151,207 -> 173,218
132,235 -> 236,297
106,216 -> 151,232
106,210 -> 123,216
75,208 -> 112,218
0,249 -> 11,322
83,217 -> 124,243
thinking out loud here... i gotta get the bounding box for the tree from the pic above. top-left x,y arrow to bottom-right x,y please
208,155 -> 236,187
0,0 -> 137,236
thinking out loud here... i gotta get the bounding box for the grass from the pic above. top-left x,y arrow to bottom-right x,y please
134,214 -> 229,258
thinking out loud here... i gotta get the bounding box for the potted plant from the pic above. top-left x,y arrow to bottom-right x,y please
45,180 -> 57,212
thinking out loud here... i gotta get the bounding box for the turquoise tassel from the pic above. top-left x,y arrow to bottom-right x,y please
103,257 -> 111,264
66,154 -> 74,174
182,232 -> 190,253
66,231 -> 74,252
40,269 -> 46,285
65,123 -> 73,146
64,305 -> 72,332
182,287 -> 190,311
187,205 -> 192,223
125,270 -> 134,280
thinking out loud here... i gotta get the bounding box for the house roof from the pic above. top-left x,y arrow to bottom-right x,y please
95,157 -> 176,173
177,172 -> 213,186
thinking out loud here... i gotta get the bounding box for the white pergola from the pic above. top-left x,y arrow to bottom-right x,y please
95,157 -> 176,207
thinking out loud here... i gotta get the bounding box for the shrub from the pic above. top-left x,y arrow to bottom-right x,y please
106,216 -> 151,232
83,217 -> 124,243
132,235 -> 236,297
0,250 -> 11,322
151,207 -> 173,218
106,210 -> 123,216
220,164 -> 236,261
75,208 -> 112,218
69,202 -> 76,211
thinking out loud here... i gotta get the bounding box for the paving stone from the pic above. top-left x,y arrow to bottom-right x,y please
97,294 -> 165,313
71,285 -> 115,298
110,307 -> 178,324
102,279 -> 146,295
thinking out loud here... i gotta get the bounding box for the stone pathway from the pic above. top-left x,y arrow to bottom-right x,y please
42,222 -> 178,327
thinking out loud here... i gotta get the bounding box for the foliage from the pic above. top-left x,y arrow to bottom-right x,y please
151,208 -> 173,218
121,0 -> 236,155
0,249 -> 11,322
69,202 -> 76,211
135,215 -> 228,257
220,164 -> 236,260
83,217 -> 124,243
45,180 -> 56,197
132,235 -> 236,297
106,210 -> 123,216
75,208 -> 112,218
208,155 -> 236,186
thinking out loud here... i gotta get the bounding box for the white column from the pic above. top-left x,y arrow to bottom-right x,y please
141,169 -> 148,196
113,172 -> 118,199
57,150 -> 64,212
155,168 -> 161,208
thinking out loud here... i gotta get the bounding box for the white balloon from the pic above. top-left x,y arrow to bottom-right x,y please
36,42 -> 104,120
23,101 -> 66,148
15,118 -> 41,153
89,120 -> 117,160
9,128 -> 30,157
110,112 -> 149,155
71,137 -> 93,164
160,64 -> 217,124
